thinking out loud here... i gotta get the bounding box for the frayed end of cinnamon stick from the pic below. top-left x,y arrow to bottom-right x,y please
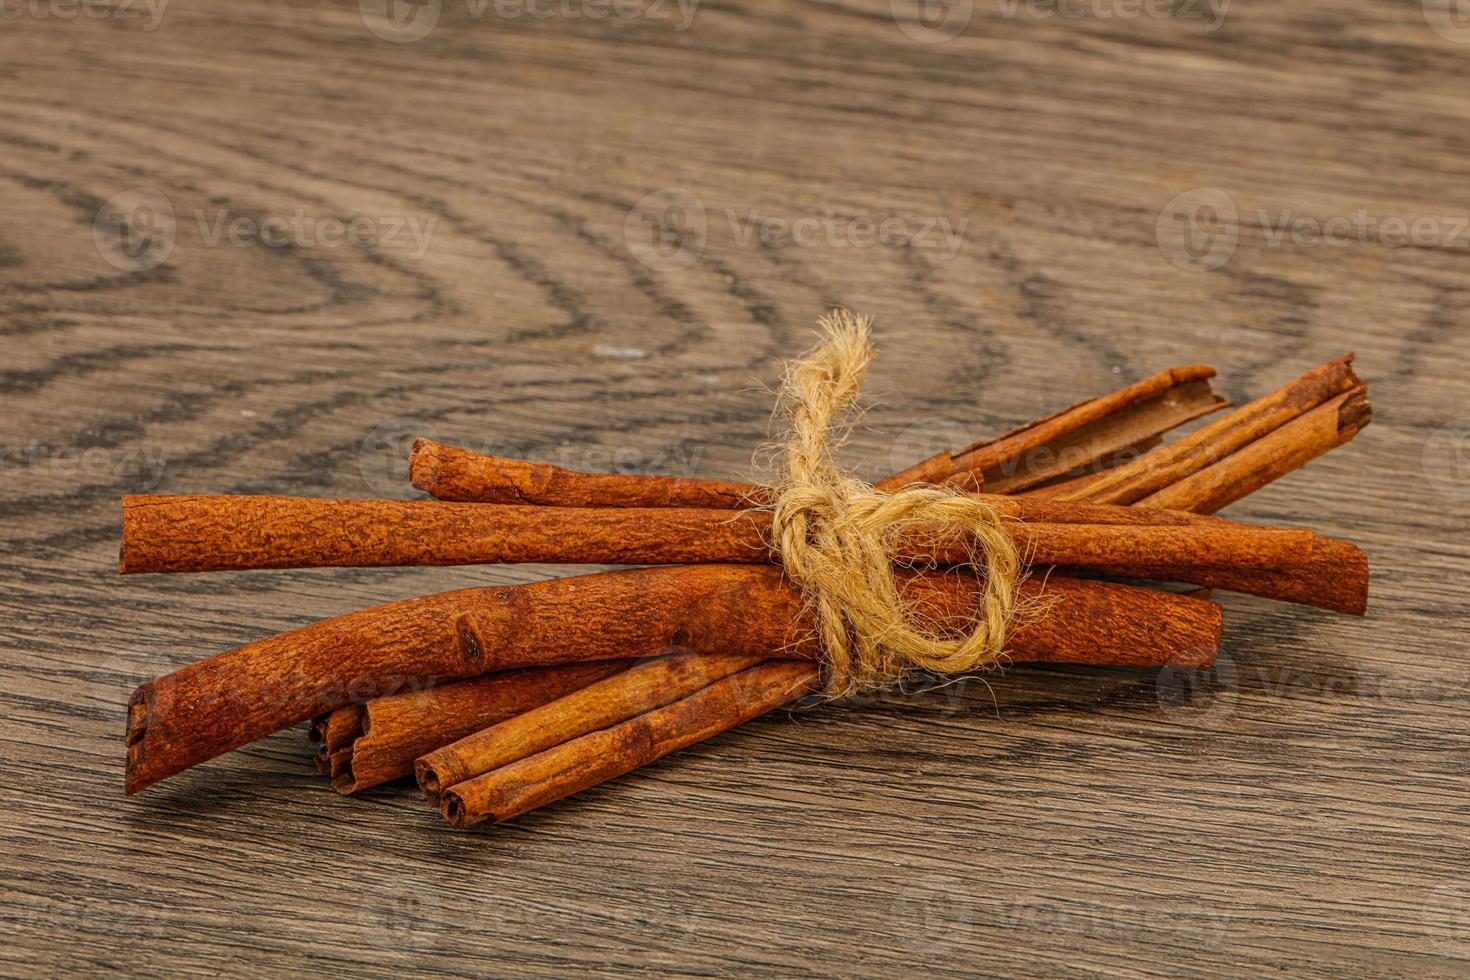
124,685 -> 152,795
1334,540 -> 1370,616
415,758 -> 444,809
441,790 -> 473,829
407,437 -> 441,495
1339,387 -> 1372,439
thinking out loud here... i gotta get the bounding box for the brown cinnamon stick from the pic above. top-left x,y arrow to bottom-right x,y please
1045,356 -> 1364,505
1139,386 -> 1371,514
407,448 -> 1272,532
120,495 -> 1317,576
126,565 -> 1222,792
925,364 -> 1228,494
318,660 -> 635,793
410,358 -> 1358,520
411,439 -> 759,508
440,660 -> 820,828
415,651 -> 766,806
413,365 -> 1226,506
1105,535 -> 1368,616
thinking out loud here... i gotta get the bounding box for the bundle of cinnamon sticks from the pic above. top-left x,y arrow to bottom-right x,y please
120,348 -> 1370,830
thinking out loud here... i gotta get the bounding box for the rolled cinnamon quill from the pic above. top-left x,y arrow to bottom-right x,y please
314,659 -> 635,793
878,364 -> 1227,492
1139,386 -> 1371,515
412,364 -> 1227,506
1047,356 -> 1366,505
415,650 -> 766,806
411,438 -> 758,509
440,660 -> 820,828
126,566 -> 1222,792
408,451 -> 1287,534
413,357 -> 1363,517
119,495 -> 1318,576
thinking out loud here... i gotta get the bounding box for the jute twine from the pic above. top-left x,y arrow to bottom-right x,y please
767,310 -> 1021,698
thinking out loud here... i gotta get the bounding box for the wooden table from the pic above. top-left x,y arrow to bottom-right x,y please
3,1 -> 1467,974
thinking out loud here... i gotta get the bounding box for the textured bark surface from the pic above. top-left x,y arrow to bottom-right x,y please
6,1 -> 1460,973
416,651 -> 767,804
120,493 -> 1319,574
441,660 -> 822,827
321,659 -> 635,793
411,438 -> 761,508
1052,356 -> 1363,505
126,566 -> 1223,792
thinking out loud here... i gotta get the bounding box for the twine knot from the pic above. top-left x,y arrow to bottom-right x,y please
768,310 -> 1021,697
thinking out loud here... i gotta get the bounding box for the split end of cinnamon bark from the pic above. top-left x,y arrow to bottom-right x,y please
415,650 -> 769,807
937,364 -> 1229,495
438,660 -> 820,828
1140,384 -> 1371,515
326,660 -> 638,794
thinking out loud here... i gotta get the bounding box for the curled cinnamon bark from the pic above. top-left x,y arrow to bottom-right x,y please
408,448 -> 1272,532
415,651 -> 766,806
126,566 -> 1222,792
317,660 -> 635,793
1105,536 -> 1368,617
412,365 -> 1227,506
440,660 -> 820,828
924,364 -> 1228,494
411,438 -> 758,508
1046,356 -> 1364,505
1139,386 -> 1371,514
120,495 -> 1317,576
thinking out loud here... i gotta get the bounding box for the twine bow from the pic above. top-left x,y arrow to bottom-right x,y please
768,310 -> 1021,697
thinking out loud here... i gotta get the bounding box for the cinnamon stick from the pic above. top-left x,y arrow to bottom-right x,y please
924,364 -> 1228,494
120,495 -> 1317,576
415,651 -> 766,807
408,448 -> 1275,531
423,375 -> 1375,825
319,659 -> 635,793
412,365 -> 1226,506
1044,356 -> 1364,505
1105,535 -> 1368,616
411,438 -> 758,508
440,660 -> 819,828
126,565 -> 1222,792
1138,386 -> 1371,514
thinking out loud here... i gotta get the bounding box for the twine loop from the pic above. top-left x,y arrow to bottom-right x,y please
768,310 -> 1021,697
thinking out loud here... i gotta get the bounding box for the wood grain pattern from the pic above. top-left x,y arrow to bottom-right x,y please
2,0 -> 1468,974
